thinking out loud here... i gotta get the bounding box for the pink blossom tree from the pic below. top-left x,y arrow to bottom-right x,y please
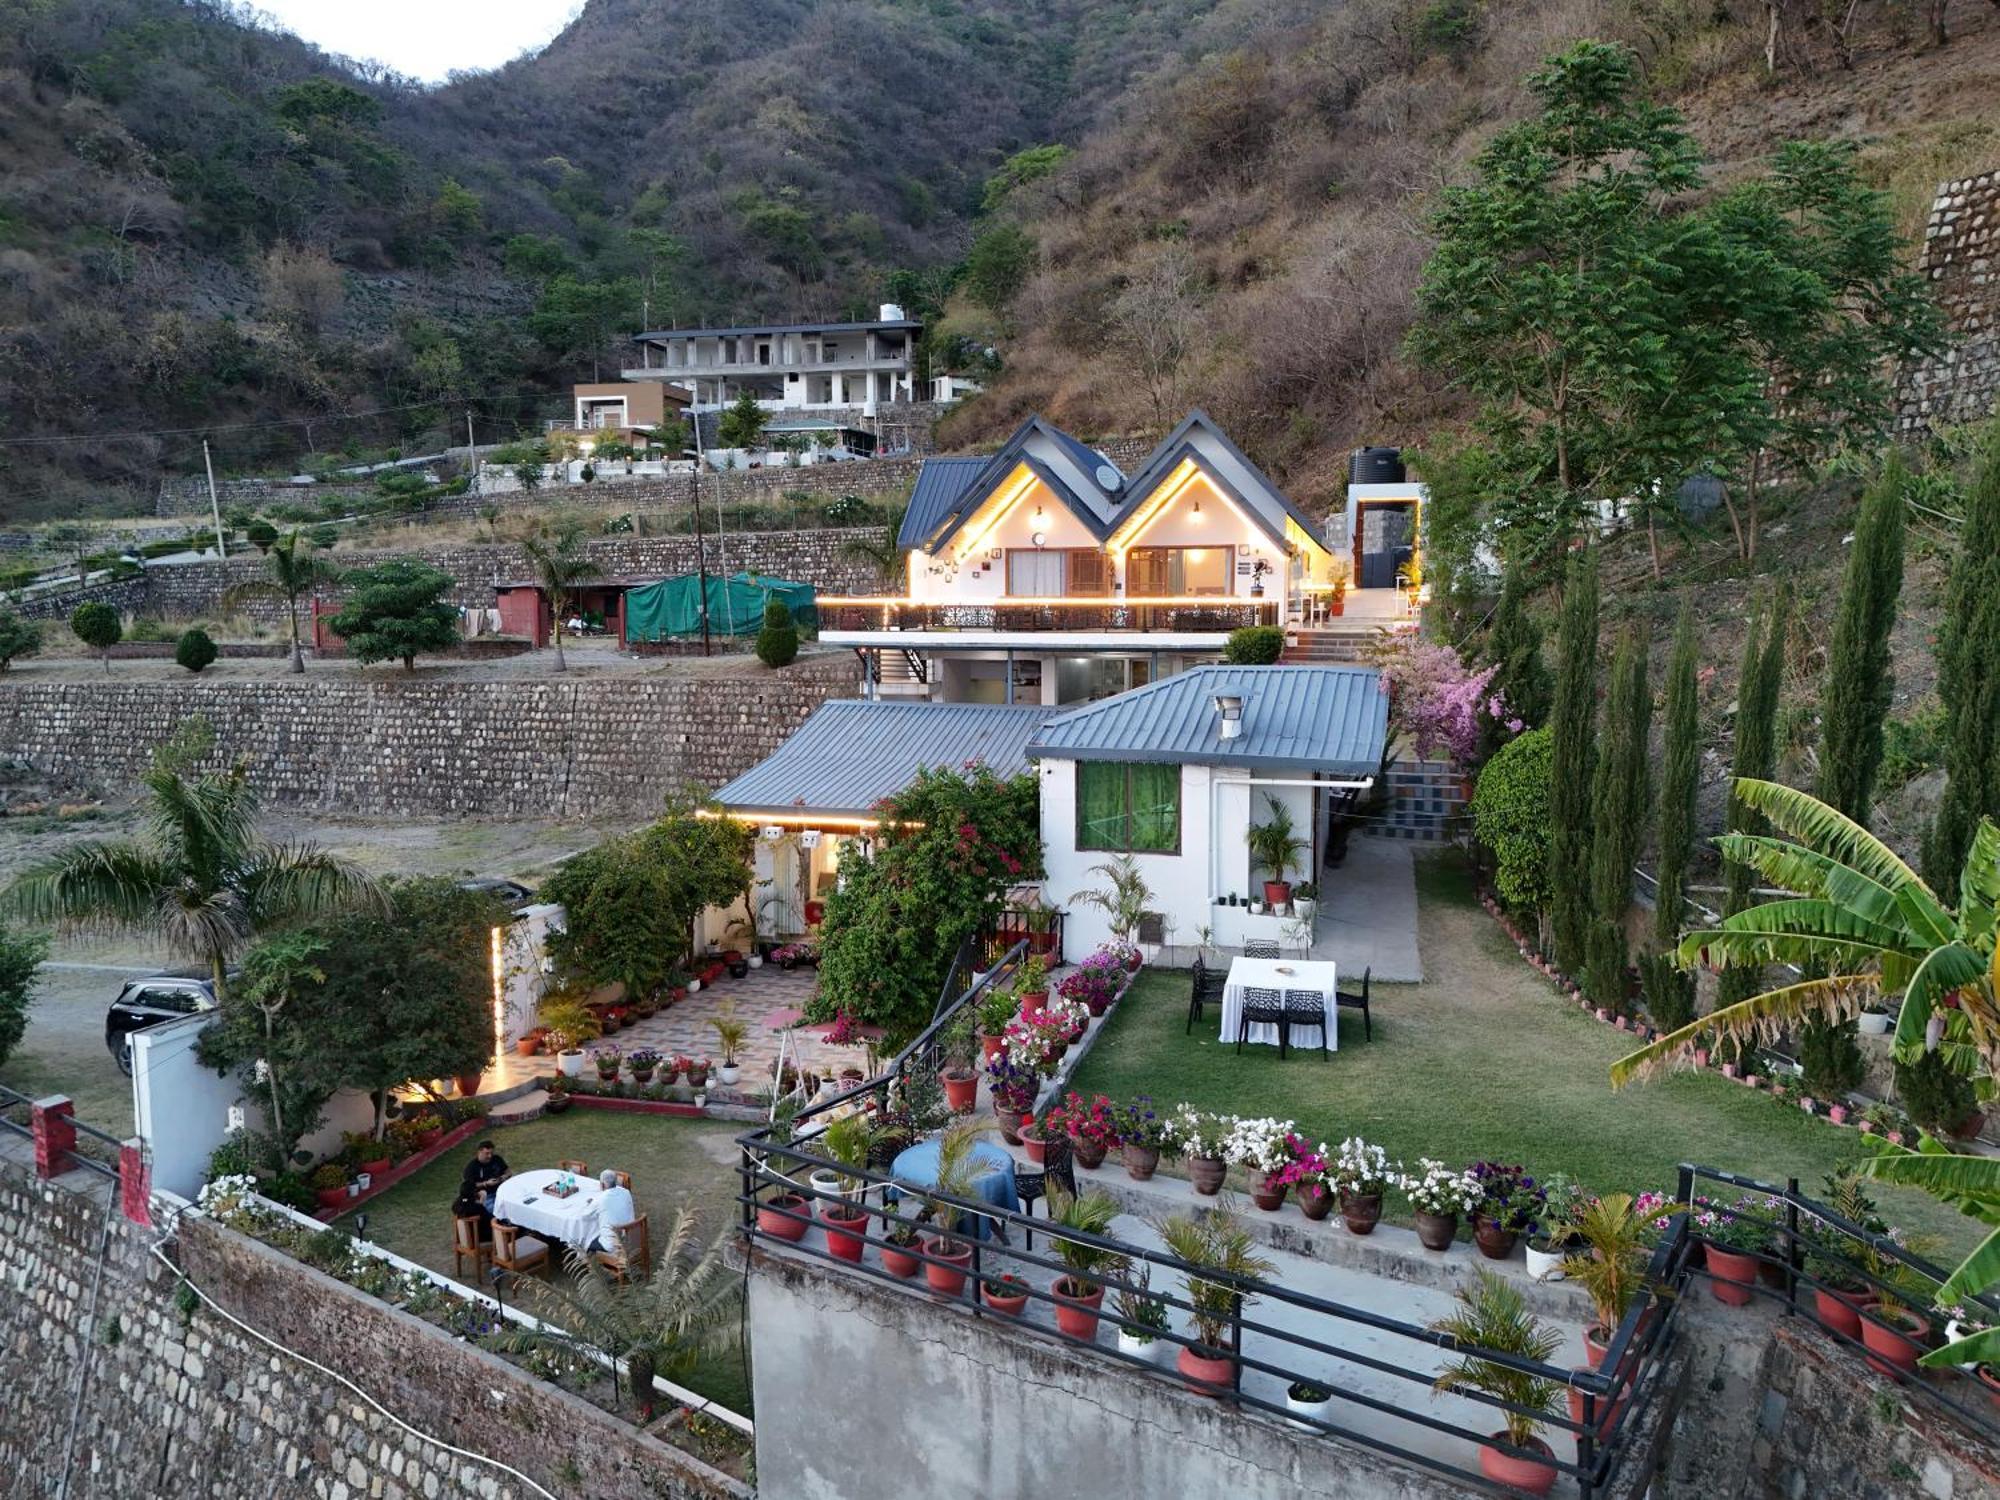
1371,635 -> 1513,765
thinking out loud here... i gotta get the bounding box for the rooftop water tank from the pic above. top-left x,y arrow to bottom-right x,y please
1350,447 -> 1405,485
879,302 -> 906,322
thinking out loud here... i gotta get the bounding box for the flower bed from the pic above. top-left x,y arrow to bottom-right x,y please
317,1116 -> 486,1222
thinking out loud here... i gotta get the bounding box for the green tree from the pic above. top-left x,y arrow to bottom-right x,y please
717,390 -> 769,451
1925,427 -> 2000,888
70,600 -> 121,672
1817,456 -> 1907,827
528,275 -> 641,380
963,224 -> 1036,312
516,515 -> 602,673
433,178 -> 484,243
326,560 -> 458,672
1546,549 -> 1599,972
1471,726 -> 1554,932
246,519 -> 279,552
501,233 -> 570,282
4,722 -> 379,1002
1654,601 -> 1701,947
0,925 -> 49,1070
0,611 -> 42,671
1585,625 -> 1651,1006
226,529 -> 344,674
980,144 -> 1072,213
197,931 -> 331,1159
755,597 -> 799,669
1715,587 -> 1790,1010
175,628 -> 218,674
1477,561 -> 1551,760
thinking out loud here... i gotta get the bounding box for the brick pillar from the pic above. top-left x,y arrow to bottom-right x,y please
119,1138 -> 153,1227
31,1095 -> 76,1179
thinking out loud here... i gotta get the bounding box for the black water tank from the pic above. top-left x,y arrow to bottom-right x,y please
1350,446 -> 1405,485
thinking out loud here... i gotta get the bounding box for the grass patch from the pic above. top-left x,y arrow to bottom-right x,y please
357,1111 -> 753,1413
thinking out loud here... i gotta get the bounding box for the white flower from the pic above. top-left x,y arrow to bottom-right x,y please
1222,1116 -> 1298,1174
1332,1137 -> 1398,1196
1400,1158 -> 1480,1216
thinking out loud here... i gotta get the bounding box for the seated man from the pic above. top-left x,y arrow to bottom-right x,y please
461,1140 -> 510,1219
596,1170 -> 637,1256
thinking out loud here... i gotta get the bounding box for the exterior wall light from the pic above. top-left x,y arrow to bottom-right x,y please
1212,693 -> 1244,740
1031,532 -> 1047,548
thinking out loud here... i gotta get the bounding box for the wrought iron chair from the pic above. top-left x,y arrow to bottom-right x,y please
1336,966 -> 1373,1042
1012,1133 -> 1077,1251
1185,957 -> 1226,1034
1284,989 -> 1331,1059
1236,986 -> 1288,1057
1243,940 -> 1281,960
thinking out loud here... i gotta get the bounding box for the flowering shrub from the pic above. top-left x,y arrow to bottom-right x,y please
1702,1193 -> 1784,1253
1002,1013 -> 1069,1074
1330,1137 -> 1399,1198
624,1047 -> 663,1075
1469,1162 -> 1546,1234
1168,1106 -> 1233,1161
1102,939 -> 1141,970
1223,1116 -> 1300,1175
1044,1092 -> 1121,1152
1057,951 -> 1124,1011
771,941 -> 818,965
1370,634 -> 1508,765
591,1045 -> 621,1079
1266,1137 -> 1332,1194
197,1174 -> 270,1228
1401,1158 -> 1481,1216
1117,1096 -> 1172,1152
983,1048 -> 1042,1109
822,1010 -> 862,1046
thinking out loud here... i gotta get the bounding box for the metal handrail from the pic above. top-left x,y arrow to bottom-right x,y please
0,1084 -> 122,1178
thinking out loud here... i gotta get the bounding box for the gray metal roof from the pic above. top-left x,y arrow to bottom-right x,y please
1028,665 -> 1388,777
899,457 -> 989,548
635,319 -> 921,341
713,700 -> 1053,818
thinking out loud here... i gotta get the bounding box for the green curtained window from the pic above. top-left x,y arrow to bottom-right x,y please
1076,761 -> 1180,853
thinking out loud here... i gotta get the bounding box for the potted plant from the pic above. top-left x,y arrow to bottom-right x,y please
1856,1005 -> 1892,1036
1117,1096 -> 1169,1180
712,1005 -> 747,1087
1563,1193 -> 1649,1370
543,1084 -> 570,1115
1047,1189 -> 1128,1341
540,996 -> 601,1079
1023,902 -> 1059,956
983,1050 -> 1039,1135
1291,881 -> 1320,925
624,1047 -> 661,1086
1019,1116 -> 1049,1165
981,1273 -> 1030,1316
1226,1116 -> 1301,1211
1404,1158 -> 1480,1251
1429,1271 -> 1564,1496
753,1106 -> 812,1242
345,1131 -> 392,1179
1171,1107 -> 1231,1196
1246,795 -> 1308,909
310,1163 -> 350,1210
408,1113 -> 445,1149
591,1045 -> 621,1082
515,1029 -> 543,1057
1525,1174 -> 1585,1281
1331,1137 -> 1398,1236
1044,1091 -> 1119,1170
1113,1267 -> 1169,1360
1469,1162 -> 1545,1262
938,1014 -> 980,1113
1155,1208 -> 1275,1393
813,1114 -> 875,1262
976,985 -> 1016,1062
1267,1138 -> 1334,1221
1056,953 -> 1122,1017
1285,1380 -> 1335,1432
917,1119 -> 990,1297
1701,1197 -> 1775,1308
1013,954 -> 1050,1015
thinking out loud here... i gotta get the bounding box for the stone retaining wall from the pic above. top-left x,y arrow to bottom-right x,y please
0,657 -> 860,816
1898,170 -> 2000,434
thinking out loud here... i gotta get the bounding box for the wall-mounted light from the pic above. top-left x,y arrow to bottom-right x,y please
1033,503 -> 1046,523
1031,532 -> 1047,548
1212,693 -> 1244,740
1191,498 -> 1203,521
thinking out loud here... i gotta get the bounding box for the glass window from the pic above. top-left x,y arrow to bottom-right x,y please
1007,550 -> 1063,596
1076,761 -> 1180,853
1128,546 -> 1232,596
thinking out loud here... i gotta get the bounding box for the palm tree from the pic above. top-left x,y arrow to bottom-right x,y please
517,515 -> 602,672
225,529 -> 343,673
838,505 -> 907,584
3,743 -> 379,1003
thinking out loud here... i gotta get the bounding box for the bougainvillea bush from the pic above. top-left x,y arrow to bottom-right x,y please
1370,634 -> 1511,766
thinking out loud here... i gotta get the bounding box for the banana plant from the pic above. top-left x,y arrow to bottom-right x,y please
1858,1124 -> 2000,1368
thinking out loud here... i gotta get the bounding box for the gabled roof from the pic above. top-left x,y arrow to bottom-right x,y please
1116,410 -> 1330,553
1028,665 -> 1387,778
917,416 -> 1127,551
713,700 -> 1054,819
899,457 -> 990,549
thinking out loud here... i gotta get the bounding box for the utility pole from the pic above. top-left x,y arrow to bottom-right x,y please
465,410 -> 478,496
688,380 -> 713,656
201,439 -> 227,560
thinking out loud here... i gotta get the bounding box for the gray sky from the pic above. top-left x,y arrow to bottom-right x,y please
254,0 -> 580,83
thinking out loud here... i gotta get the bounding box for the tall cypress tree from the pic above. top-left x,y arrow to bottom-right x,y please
1585,624 -> 1652,1006
1817,457 -> 1907,829
1548,549 -> 1600,973
1479,560 -> 1554,761
1925,429 -> 2000,888
1654,600 -> 1700,947
1717,585 -> 1789,1009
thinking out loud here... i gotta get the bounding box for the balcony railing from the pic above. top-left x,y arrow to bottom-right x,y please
818,598 -> 1281,634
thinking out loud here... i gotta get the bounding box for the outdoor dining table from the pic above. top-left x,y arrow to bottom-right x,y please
1217,956 -> 1339,1051
890,1138 -> 1020,1242
493,1168 -> 609,1250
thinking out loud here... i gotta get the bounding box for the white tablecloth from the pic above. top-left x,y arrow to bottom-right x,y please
493,1169 -> 608,1250
1218,957 -> 1338,1050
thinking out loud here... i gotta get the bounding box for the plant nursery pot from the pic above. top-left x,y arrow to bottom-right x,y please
1414,1210 -> 1458,1252
359,1157 -> 392,1178
942,1070 -> 978,1113
820,1206 -> 869,1263
1022,1129 -> 1048,1165
1812,1287 -> 1876,1341
1473,1218 -> 1519,1261
557,1049 -> 584,1078
980,1032 -> 1005,1063
315,1187 -> 348,1210
1052,1279 -> 1105,1341
983,1282 -> 1030,1317
1252,1183 -> 1288,1212
1286,1390 -> 1335,1432
1859,1307 -> 1929,1378
1704,1245 -> 1761,1307
1122,1143 -> 1160,1181
756,1194 -> 811,1242
1340,1191 -> 1383,1236
1525,1242 -> 1566,1281
1116,1331 -> 1157,1362
881,1242 -> 920,1278
1478,1435 -> 1557,1497
921,1235 -> 974,1297
1298,1186 -> 1335,1222
1856,1011 -> 1892,1036
1072,1136 -> 1107,1171
454,1073 -> 484,1098
1262,880 -> 1293,908
1188,1157 -> 1227,1196
1177,1345 -> 1236,1395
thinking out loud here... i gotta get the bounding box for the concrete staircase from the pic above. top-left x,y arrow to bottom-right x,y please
1280,626 -> 1373,664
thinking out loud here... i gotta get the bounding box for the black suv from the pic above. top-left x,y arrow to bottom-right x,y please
105,972 -> 218,1075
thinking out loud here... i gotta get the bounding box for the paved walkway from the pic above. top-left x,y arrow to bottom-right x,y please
1310,835 -> 1422,982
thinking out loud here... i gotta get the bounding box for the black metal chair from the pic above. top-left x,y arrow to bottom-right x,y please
1284,989 -> 1331,1059
1336,966 -> 1372,1042
1243,939 -> 1281,960
1236,985 -> 1288,1057
1185,957 -> 1226,1035
1012,1133 -> 1077,1251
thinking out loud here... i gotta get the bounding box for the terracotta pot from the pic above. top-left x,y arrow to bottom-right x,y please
1859,1307 -> 1929,1378
1757,1255 -> 1790,1290
1704,1245 -> 1760,1307
1977,1364 -> 2000,1414
1951,1111 -> 1986,1141
1188,1157 -> 1227,1196
1298,1185 -> 1334,1222
980,1033 -> 1005,1064
1072,1136 -> 1107,1170
315,1187 -> 348,1210
820,1205 -> 869,1263
942,1070 -> 978,1113
359,1157 -> 391,1178
516,1037 -> 541,1056
1473,1217 -> 1519,1261
1583,1324 -> 1614,1370
1478,1435 -> 1557,1497
1022,1128 -> 1048,1165
1252,1183 -> 1288,1213
1262,880 -> 1292,908
454,1073 -> 483,1099
995,1107 -> 1025,1147
1566,1378 -> 1628,1441
881,1241 -> 920,1278
1052,1279 -> 1105,1340
1083,992 -> 1112,1017
686,1066 -> 710,1088
1030,931 -> 1058,956
1340,1191 -> 1383,1236
416,1129 -> 443,1149
756,1195 -> 811,1242
1125,952 -> 1142,972
542,1093 -> 570,1114
982,1281 -> 1029,1316
1123,1143 -> 1160,1181
1813,1286 -> 1876,1341
1017,989 -> 1050,1016
1414,1210 -> 1458,1251
922,1235 -> 974,1296
1177,1345 -> 1236,1395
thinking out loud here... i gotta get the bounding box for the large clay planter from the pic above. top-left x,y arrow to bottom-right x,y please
1473,1217 -> 1519,1261
1704,1245 -> 1761,1307
942,1070 -> 978,1114
1583,1324 -> 1614,1370
1052,1279 -> 1105,1341
1340,1191 -> 1383,1236
1414,1210 -> 1458,1251
819,1205 -> 869,1263
980,1033 -> 1006,1064
1123,1143 -> 1160,1181
1017,989 -> 1050,1017
994,1105 -> 1025,1147
1298,1186 -> 1335,1222
1813,1286 -> 1876,1341
1177,1345 -> 1236,1396
315,1186 -> 348,1210
454,1073 -> 484,1099
982,1280 -> 1030,1316
1188,1157 -> 1227,1196
881,1241 -> 920,1278
1478,1435 -> 1557,1496
1021,1127 -> 1048,1165
1072,1136 -> 1107,1171
1859,1307 -> 1930,1378
922,1236 -> 974,1296
516,1036 -> 541,1056
756,1194 -> 811,1242
1252,1182 -> 1288,1213
1262,880 -> 1292,908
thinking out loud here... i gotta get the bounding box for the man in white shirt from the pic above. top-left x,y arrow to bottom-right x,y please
596,1170 -> 637,1255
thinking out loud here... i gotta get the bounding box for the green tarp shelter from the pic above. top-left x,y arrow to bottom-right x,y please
623,572 -> 818,641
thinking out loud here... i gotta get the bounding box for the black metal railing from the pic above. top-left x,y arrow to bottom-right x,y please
819,600 -> 1280,634
0,1083 -> 123,1179
735,1115 -> 1689,1497
985,907 -> 1064,964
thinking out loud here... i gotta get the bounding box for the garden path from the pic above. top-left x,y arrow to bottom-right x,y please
1309,835 -> 1423,982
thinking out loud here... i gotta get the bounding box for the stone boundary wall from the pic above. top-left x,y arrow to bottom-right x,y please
1898,170 -> 2000,435
0,1149 -> 743,1499
0,656 -> 860,816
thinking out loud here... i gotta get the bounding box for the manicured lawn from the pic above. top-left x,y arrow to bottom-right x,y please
1070,855 -> 1979,1255
355,1110 -> 754,1413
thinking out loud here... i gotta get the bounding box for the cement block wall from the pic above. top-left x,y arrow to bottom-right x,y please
1899,170 -> 2000,434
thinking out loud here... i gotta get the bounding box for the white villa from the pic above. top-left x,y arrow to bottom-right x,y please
623,305 -> 943,413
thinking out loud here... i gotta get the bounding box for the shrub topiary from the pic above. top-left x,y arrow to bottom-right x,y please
1223,625 -> 1285,664
755,598 -> 799,668
1471,726 -> 1553,917
70,600 -> 122,669
175,628 -> 219,674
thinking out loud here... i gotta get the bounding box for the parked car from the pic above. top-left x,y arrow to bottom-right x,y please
457,876 -> 533,906
105,972 -> 218,1075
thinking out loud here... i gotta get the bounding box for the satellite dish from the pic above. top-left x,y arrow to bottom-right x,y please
1095,463 -> 1123,492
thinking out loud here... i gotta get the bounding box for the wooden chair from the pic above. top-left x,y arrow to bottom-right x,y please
1243,939 -> 1281,960
451,1213 -> 489,1279
557,1159 -> 589,1176
1011,1135 -> 1077,1252
1236,986 -> 1288,1057
1284,989 -> 1331,1060
491,1220 -> 551,1277
1335,966 -> 1373,1042
595,1214 -> 650,1284
604,1169 -> 632,1189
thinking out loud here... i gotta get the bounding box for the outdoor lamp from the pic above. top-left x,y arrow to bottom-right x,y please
1212,694 -> 1244,740
1031,532 -> 1047,548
